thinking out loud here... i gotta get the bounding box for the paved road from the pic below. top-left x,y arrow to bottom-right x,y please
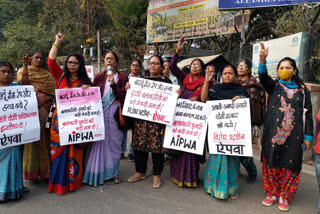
1,151 -> 318,214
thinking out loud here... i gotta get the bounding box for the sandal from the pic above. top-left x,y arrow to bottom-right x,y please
114,176 -> 121,184
128,173 -> 146,183
152,175 -> 162,188
23,186 -> 30,193
229,193 -> 239,200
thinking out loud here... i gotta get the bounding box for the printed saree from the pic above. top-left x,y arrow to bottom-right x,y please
48,80 -> 85,194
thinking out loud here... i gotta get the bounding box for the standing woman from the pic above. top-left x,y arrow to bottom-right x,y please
82,50 -> 128,186
201,64 -> 249,200
314,109 -> 320,214
127,55 -> 172,188
17,50 -> 55,182
236,59 -> 265,183
168,36 -> 210,188
48,33 -> 92,194
122,59 -> 143,162
0,61 -> 24,201
258,43 -> 313,211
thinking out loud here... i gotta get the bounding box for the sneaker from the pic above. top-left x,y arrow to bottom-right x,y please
262,195 -> 278,207
128,154 -> 135,162
278,197 -> 289,212
246,176 -> 257,184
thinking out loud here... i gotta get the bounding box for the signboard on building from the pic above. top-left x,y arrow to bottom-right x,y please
147,0 -> 250,43
252,32 -> 308,80
218,0 -> 320,10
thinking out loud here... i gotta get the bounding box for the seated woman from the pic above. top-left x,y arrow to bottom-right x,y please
201,64 -> 249,200
0,61 -> 24,201
47,32 -> 92,194
127,55 -> 172,188
17,50 -> 55,182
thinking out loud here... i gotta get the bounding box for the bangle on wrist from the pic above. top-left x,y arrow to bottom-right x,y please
52,43 -> 60,49
22,72 -> 28,76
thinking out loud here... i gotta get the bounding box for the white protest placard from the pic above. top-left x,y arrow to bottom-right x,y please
163,99 -> 208,155
55,87 -> 105,145
122,77 -> 180,125
207,98 -> 252,157
0,85 -> 40,149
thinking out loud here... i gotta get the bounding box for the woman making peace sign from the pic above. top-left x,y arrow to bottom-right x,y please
258,42 -> 313,212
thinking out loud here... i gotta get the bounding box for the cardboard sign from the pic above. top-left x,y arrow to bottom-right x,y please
163,99 -> 208,155
123,77 -> 179,125
0,85 -> 40,149
55,87 -> 105,145
207,98 -> 252,157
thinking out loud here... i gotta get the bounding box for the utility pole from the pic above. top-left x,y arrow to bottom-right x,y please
97,29 -> 101,73
239,10 -> 246,59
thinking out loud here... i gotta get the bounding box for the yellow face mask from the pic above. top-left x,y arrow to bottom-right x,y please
278,69 -> 293,81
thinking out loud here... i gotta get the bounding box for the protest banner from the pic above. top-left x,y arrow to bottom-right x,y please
0,85 -> 40,149
219,0 -> 320,10
147,0 -> 250,43
55,87 -> 104,146
163,99 -> 208,155
207,98 -> 252,157
122,77 -> 180,125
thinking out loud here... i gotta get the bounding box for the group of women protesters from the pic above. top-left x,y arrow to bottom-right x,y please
0,33 -> 317,212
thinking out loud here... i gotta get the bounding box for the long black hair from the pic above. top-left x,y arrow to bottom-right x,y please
276,57 -> 305,89
63,53 -> 92,86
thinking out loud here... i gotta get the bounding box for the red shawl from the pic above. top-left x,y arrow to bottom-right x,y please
183,74 -> 207,98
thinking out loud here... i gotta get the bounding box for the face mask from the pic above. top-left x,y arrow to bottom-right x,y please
278,69 -> 293,81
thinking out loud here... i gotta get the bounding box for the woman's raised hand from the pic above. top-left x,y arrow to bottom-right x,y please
22,54 -> 31,67
176,36 -> 185,55
259,42 -> 269,64
55,32 -> 65,46
205,67 -> 215,83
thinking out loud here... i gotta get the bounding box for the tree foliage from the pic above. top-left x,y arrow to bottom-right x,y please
0,0 -> 87,67
0,0 -> 149,68
1,0 -> 320,79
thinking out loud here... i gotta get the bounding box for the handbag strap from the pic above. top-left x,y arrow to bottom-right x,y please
45,73 -> 64,129
301,85 -> 305,108
57,72 -> 65,88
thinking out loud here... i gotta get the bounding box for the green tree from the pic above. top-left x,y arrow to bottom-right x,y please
0,0 -> 87,67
